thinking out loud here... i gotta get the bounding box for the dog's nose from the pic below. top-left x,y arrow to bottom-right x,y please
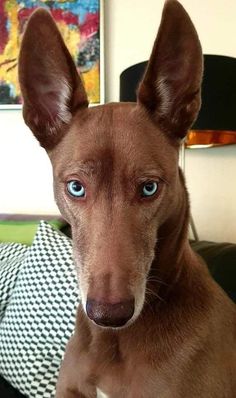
86,298 -> 135,327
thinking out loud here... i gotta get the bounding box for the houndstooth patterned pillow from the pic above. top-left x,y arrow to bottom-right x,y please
0,221 -> 79,398
0,242 -> 28,321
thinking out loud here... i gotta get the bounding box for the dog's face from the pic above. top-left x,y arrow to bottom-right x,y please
48,103 -> 181,325
19,0 -> 203,328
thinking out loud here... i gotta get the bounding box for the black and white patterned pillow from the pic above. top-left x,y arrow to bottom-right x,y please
0,242 -> 28,321
0,221 -> 79,398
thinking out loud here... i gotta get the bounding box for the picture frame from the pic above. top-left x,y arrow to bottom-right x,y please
0,0 -> 104,109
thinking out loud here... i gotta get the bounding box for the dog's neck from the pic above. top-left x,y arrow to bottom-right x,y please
147,168 -> 191,301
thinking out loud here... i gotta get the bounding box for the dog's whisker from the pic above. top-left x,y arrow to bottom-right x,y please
146,277 -> 169,286
145,287 -> 165,303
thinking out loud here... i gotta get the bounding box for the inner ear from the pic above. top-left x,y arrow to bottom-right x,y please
19,8 -> 88,149
137,0 -> 203,140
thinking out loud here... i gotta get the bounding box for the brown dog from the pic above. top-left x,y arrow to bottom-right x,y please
19,0 -> 236,397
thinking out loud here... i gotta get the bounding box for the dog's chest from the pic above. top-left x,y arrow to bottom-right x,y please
94,363 -> 129,397
96,388 -> 109,398
94,357 -> 160,398
85,331 -> 162,397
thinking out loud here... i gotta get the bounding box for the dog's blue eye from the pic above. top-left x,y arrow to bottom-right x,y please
67,181 -> 85,198
142,181 -> 158,197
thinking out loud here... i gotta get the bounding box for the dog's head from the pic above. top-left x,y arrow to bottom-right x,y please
19,0 -> 203,329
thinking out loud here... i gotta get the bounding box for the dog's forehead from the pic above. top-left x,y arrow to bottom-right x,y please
51,102 -> 178,178
72,102 -> 175,151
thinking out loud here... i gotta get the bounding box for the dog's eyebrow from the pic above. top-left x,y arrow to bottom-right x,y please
58,160 -> 98,180
133,165 -> 170,184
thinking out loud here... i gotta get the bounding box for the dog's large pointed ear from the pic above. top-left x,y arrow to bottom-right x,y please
137,0 -> 203,140
19,9 -> 88,150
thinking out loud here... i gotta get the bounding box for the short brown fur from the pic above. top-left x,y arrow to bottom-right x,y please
19,1 -> 236,397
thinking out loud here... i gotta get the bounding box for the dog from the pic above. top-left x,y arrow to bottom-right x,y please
19,0 -> 236,397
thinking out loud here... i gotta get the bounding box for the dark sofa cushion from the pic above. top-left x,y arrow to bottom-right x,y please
0,375 -> 25,398
191,240 -> 236,303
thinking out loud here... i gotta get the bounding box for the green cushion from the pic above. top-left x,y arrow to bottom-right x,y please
0,220 -> 64,245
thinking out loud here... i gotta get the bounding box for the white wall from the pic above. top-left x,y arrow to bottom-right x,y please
185,146 -> 236,243
0,111 -> 57,215
0,0 -> 236,242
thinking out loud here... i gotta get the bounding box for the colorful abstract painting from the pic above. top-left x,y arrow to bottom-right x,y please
0,0 -> 102,106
